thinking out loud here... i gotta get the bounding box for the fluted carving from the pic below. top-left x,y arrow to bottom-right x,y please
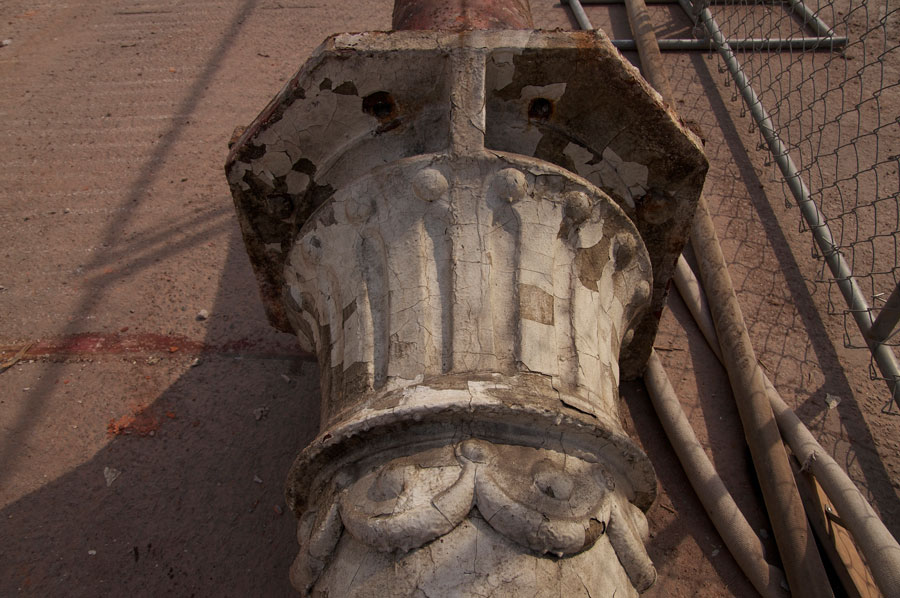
281,152 -> 658,597
284,154 -> 651,428
226,30 -> 707,597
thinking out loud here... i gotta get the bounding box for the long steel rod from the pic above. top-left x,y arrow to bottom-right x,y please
684,0 -> 900,407
565,0 -> 595,30
610,0 -> 836,592
868,281 -> 900,344
564,0 -> 846,51
674,256 -> 900,598
691,200 -> 836,598
644,351 -> 789,598
785,0 -> 835,37
610,37 -> 847,51
624,0 -> 675,99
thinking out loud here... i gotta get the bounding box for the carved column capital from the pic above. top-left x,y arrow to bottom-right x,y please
227,29 -> 706,597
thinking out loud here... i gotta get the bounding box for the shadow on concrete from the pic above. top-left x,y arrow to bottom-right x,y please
0,0 -> 261,490
0,238 -> 319,597
0,1 -> 329,593
689,52 -> 900,537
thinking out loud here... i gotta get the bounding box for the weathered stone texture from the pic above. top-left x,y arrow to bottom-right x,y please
297,440 -> 654,597
284,154 -> 651,428
226,30 -> 707,379
226,28 -> 706,597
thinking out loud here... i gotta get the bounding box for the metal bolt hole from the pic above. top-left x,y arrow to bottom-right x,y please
528,97 -> 553,120
362,91 -> 396,120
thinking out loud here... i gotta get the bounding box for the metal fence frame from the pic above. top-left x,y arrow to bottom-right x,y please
567,0 -> 900,412
683,0 -> 900,412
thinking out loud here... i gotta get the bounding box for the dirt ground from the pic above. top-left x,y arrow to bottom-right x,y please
1,0 -> 897,596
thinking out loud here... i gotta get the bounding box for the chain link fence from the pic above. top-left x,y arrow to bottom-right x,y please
689,0 -> 900,408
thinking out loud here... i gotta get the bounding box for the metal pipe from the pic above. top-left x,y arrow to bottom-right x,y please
692,198 -> 835,598
688,0 -> 900,408
624,0 -> 675,99
674,255 -> 722,360
618,16 -> 789,588
868,281 -> 900,344
611,0 -> 834,592
610,37 -> 847,51
673,256 -> 900,598
785,0 -> 835,38
644,351 -> 789,598
564,0 -> 595,30
564,1 -> 846,51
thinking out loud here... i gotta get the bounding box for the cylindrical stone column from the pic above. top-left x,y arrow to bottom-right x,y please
283,152 -> 658,597
226,20 -> 708,595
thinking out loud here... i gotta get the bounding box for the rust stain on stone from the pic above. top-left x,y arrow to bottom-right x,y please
518,283 -> 554,325
574,237 -> 612,292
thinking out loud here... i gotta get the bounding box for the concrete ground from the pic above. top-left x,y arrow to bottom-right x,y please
1,0 -> 897,596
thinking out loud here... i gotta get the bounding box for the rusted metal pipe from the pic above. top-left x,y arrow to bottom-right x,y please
615,0 -> 834,593
392,0 -> 533,30
623,0 -> 674,101
674,257 -> 900,598
644,350 -> 789,598
868,281 -> 900,345
691,200 -> 834,598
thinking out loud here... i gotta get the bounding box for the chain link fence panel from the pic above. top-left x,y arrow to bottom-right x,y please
691,0 -> 900,407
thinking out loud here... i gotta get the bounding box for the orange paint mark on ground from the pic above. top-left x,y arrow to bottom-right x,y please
107,404 -> 162,437
0,332 -> 307,359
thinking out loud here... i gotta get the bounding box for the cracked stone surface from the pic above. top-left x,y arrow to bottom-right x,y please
226,29 -> 708,378
298,440 -> 655,597
227,27 -> 706,597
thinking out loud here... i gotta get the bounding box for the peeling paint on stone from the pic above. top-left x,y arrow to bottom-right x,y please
518,283 -> 554,325
227,26 -> 706,598
226,31 -> 707,379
